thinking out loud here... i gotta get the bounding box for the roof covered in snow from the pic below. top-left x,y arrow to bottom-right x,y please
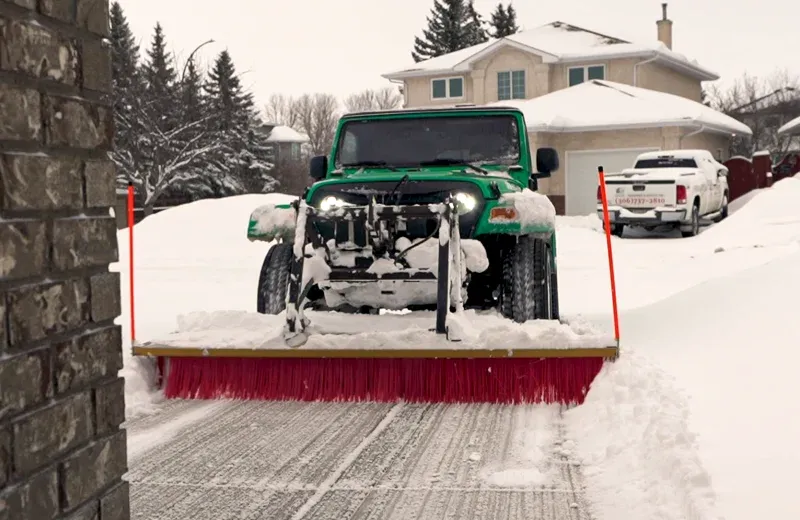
777,115 -> 800,136
383,22 -> 718,81
487,80 -> 752,135
265,125 -> 309,143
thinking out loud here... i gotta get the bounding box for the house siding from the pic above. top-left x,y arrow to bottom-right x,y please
402,52 -> 704,108
548,58 -> 637,93
405,74 -> 475,107
471,48 -> 546,103
636,62 -> 702,102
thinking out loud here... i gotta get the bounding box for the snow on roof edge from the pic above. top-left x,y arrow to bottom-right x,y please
778,115 -> 800,136
382,22 -> 718,81
489,80 -> 752,136
266,125 -> 309,143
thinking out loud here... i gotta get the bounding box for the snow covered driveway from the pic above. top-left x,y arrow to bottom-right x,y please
125,401 -> 590,520
118,176 -> 800,520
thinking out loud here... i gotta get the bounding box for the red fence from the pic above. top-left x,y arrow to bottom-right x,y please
723,156 -> 758,202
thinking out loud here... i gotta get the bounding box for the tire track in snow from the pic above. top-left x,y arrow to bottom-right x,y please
290,402 -> 406,520
302,403 -> 592,519
129,401 -> 390,487
127,400 -> 233,462
128,401 -> 394,520
123,399 -> 204,432
128,401 -> 595,520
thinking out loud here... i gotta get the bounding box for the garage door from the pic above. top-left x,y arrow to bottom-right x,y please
565,148 -> 659,216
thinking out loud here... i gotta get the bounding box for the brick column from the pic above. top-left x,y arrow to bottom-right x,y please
0,1 -> 129,519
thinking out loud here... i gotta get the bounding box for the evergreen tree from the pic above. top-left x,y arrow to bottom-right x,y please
163,57 -> 219,201
204,50 -> 253,133
142,23 -> 179,131
489,2 -> 520,38
180,58 -> 205,125
109,2 -> 145,190
203,50 -> 275,194
464,0 -> 489,46
114,24 -> 220,214
701,88 -> 712,107
412,0 -> 475,63
110,2 -> 142,107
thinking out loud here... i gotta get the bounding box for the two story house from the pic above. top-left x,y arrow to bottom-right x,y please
381,4 -> 751,215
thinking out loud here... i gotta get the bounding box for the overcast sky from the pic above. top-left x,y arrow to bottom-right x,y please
119,0 -> 798,108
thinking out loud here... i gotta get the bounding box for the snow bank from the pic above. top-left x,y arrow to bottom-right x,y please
114,193 -> 296,418
155,309 -> 614,351
565,350 -> 719,520
698,175 -> 800,249
555,176 -> 800,316
620,246 -> 800,520
498,188 -> 556,228
727,188 -> 764,215
120,345 -> 162,419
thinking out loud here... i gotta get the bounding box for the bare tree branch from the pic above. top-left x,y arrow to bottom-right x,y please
293,93 -> 340,155
263,93 -> 301,130
111,101 -> 221,210
707,68 -> 800,159
344,86 -> 403,113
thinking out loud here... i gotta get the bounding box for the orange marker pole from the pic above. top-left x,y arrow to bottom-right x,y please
127,182 -> 136,343
598,167 -> 620,343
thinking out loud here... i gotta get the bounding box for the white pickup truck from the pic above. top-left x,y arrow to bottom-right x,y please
597,149 -> 730,238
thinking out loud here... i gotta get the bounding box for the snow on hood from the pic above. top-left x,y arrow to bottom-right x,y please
488,80 -> 752,136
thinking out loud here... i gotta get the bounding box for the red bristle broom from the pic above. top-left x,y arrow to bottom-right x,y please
135,170 -> 621,406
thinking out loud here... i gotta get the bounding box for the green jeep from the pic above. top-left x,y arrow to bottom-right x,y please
247,106 -> 560,345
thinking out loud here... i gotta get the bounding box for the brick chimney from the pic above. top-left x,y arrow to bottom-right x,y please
657,3 -> 673,49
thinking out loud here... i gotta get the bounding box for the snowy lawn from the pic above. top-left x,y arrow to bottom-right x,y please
115,177 -> 800,520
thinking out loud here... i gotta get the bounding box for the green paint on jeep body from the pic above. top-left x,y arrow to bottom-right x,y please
248,106 -> 560,243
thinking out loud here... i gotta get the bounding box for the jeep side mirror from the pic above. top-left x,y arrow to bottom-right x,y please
309,155 -> 328,181
535,147 -> 559,177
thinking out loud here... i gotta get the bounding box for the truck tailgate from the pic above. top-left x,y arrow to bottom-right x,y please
604,178 -> 676,207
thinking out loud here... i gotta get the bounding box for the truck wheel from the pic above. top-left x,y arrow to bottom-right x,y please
256,243 -> 293,314
603,221 -> 624,237
716,194 -> 729,222
500,236 -> 555,322
681,202 -> 700,238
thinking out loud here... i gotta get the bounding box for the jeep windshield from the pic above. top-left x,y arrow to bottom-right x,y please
335,114 -> 521,169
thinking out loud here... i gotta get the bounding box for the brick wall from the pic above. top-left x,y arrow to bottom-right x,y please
0,1 -> 129,519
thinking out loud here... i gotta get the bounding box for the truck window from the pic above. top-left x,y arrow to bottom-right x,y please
634,157 -> 698,169
334,115 -> 521,168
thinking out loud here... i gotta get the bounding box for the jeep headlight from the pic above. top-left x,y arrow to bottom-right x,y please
454,192 -> 477,213
319,196 -> 352,211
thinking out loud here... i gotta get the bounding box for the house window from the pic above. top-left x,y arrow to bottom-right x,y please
291,142 -> 300,160
568,65 -> 605,86
497,70 -> 526,100
431,77 -> 464,100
